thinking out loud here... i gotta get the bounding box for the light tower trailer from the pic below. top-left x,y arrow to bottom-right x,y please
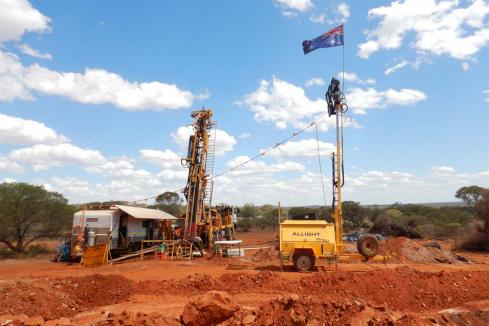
279,77 -> 381,272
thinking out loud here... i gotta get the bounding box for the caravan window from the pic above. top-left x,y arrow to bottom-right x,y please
86,218 -> 98,222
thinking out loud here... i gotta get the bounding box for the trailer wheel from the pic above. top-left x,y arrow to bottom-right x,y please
293,253 -> 315,272
357,234 -> 380,258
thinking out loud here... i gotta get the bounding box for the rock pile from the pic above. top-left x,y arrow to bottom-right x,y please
181,291 -> 237,326
382,237 -> 469,264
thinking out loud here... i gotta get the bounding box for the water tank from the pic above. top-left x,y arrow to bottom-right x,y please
87,230 -> 96,246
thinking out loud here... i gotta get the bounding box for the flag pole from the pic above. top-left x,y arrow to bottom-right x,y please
342,23 -> 345,90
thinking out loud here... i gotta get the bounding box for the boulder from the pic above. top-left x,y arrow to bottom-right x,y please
0,315 -> 15,325
23,316 -> 44,326
181,291 -> 237,326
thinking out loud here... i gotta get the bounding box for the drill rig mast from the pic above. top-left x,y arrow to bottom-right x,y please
182,109 -> 213,240
181,108 -> 236,247
326,77 -> 346,254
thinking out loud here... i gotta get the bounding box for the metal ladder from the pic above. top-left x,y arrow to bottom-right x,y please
331,152 -> 340,210
204,125 -> 216,207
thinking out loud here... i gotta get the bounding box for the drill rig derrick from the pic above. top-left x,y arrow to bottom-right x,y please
181,108 -> 237,249
326,77 -> 346,254
182,109 -> 213,242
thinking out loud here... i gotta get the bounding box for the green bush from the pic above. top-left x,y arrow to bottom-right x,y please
369,205 -> 473,239
237,218 -> 252,232
0,243 -> 53,259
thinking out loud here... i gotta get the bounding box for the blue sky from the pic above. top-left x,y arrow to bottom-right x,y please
0,0 -> 488,205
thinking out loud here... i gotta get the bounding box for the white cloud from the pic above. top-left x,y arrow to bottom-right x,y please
310,3 -> 350,25
225,155 -> 305,176
305,77 -> 325,87
461,62 -> 469,71
335,3 -> 350,22
0,156 -> 24,173
140,149 -> 181,169
275,0 -> 313,13
431,166 -> 456,177
483,89 -> 489,102
51,176 -> 89,194
340,168 -> 489,205
384,56 -> 434,75
310,14 -> 326,24
384,60 -> 409,75
171,126 -> 237,155
0,50 -> 200,110
265,139 -> 335,158
358,0 -> 489,60
9,143 -> 106,171
0,0 -> 51,43
348,87 -> 426,114
1,177 -> 17,184
211,166 -> 428,206
239,133 -> 251,139
236,77 -> 337,131
0,113 -> 69,145
0,1 -> 199,110
0,51 -> 32,101
23,65 -> 195,110
338,72 -> 376,85
238,76 -> 423,129
18,43 -> 52,60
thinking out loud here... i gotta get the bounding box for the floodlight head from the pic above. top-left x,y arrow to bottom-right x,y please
325,77 -> 342,116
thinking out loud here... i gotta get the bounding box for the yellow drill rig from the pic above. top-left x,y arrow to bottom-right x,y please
279,77 -> 380,272
181,109 -> 237,249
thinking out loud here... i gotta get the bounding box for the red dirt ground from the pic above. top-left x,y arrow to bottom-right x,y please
1,231 -> 489,325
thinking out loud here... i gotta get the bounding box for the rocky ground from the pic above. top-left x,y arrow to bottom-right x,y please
1,231 -> 489,325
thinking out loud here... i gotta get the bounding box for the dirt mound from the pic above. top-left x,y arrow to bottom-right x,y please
137,271 -> 286,296
137,273 -> 224,297
57,274 -> 133,308
250,247 -> 276,262
138,268 -> 489,313
94,311 -> 179,326
181,290 -> 238,326
0,275 -> 132,320
382,237 -> 469,264
0,312 -> 179,326
299,267 -> 489,312
218,271 -> 287,294
3,268 -> 489,323
227,294 -> 418,326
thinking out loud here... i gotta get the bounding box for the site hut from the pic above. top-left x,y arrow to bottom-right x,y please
72,205 -> 177,254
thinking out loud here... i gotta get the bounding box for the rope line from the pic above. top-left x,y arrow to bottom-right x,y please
131,121 -> 316,204
315,123 -> 328,208
211,121 -> 315,180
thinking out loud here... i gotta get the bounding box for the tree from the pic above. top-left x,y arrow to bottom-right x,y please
342,201 -> 365,229
455,185 -> 485,207
475,189 -> 489,235
259,204 -> 273,215
155,191 -> 183,217
0,183 -> 74,253
458,189 -> 489,251
239,204 -> 260,219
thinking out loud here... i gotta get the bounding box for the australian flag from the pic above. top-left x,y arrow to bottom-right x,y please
302,24 -> 344,55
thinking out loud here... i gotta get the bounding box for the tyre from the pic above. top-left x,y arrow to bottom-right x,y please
357,234 -> 380,258
293,253 -> 315,272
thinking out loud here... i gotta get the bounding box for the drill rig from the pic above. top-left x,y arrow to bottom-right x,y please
181,109 -> 237,248
278,77 -> 381,272
326,77 -> 346,255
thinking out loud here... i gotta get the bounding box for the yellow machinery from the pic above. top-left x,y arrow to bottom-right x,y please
181,109 -> 237,248
279,78 -> 380,271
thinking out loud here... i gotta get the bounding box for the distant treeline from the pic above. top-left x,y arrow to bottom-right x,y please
236,185 -> 489,251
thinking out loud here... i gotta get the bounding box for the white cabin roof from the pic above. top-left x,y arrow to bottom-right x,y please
115,205 -> 177,220
74,210 -> 115,218
74,206 -> 177,221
